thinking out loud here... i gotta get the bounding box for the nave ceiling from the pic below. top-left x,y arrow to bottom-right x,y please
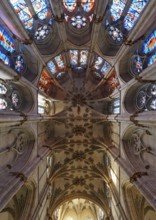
0,0 -> 156,219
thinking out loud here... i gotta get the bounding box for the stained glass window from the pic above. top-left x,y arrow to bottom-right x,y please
110,0 -> 127,22
81,0 -> 95,13
71,15 -> 87,29
0,98 -> 7,110
70,50 -> 78,65
94,57 -> 103,70
93,56 -> 111,78
80,50 -> 88,65
108,26 -> 123,42
131,55 -> 143,74
124,0 -> 149,31
15,55 -> 24,73
47,61 -> 56,74
0,51 -> 10,66
147,53 -> 156,66
0,83 -> 7,95
63,0 -> 77,12
9,0 -> 34,30
47,54 -> 66,78
38,69 -> 54,94
142,30 -> 156,54
55,55 -> 65,69
34,25 -> 50,41
0,27 -> 15,53
30,0 -> 48,20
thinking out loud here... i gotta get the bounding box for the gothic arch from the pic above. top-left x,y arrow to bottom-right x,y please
122,181 -> 156,220
122,125 -> 156,209
124,82 -> 156,114
0,180 -> 36,220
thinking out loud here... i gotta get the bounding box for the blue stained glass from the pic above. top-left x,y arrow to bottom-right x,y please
0,51 -> 10,66
132,55 -> 143,74
71,16 -> 87,29
94,57 -> 103,70
47,61 -> 56,74
55,55 -> 65,69
10,0 -> 33,30
124,0 -> 148,31
110,0 -> 127,22
70,50 -> 78,65
81,0 -> 95,13
15,55 -> 24,73
31,0 -> 48,20
80,50 -> 88,65
101,62 -> 111,75
63,0 -> 76,12
147,53 -> 156,66
0,27 -> 15,53
142,30 -> 156,54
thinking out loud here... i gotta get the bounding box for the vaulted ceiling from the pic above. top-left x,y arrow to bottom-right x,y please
0,0 -> 154,219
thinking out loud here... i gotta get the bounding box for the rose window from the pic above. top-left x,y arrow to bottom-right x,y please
108,26 -> 123,42
35,25 -> 50,41
71,15 -> 87,29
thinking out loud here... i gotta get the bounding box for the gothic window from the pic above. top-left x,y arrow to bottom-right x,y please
123,0 -> 149,31
129,29 -> 156,77
47,54 -> 66,80
38,69 -> 56,96
0,27 -> 15,53
81,0 -> 95,13
63,0 -> 77,12
69,49 -> 88,72
112,98 -> 120,114
0,51 -> 10,66
136,84 -> 156,111
91,55 -> 111,79
105,0 -> 149,45
30,0 -> 49,20
9,0 -> 34,30
124,83 -> 156,114
0,80 -> 22,111
63,0 -> 95,30
9,0 -> 53,41
38,94 -> 50,114
0,25 -> 15,67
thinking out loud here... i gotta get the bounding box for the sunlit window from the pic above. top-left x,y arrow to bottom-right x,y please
0,27 -> 15,53
47,54 -> 66,79
69,49 -> 88,72
92,55 -> 111,79
30,0 -> 49,20
9,0 -> 34,30
0,51 -> 10,66
63,0 -> 77,12
110,0 -> 127,22
124,0 -> 149,31
81,0 -> 95,13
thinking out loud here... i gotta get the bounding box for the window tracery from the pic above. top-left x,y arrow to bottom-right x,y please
0,80 -> 22,111
69,49 -> 88,72
38,69 -> 56,96
47,54 -> 66,80
9,0 -> 34,30
63,0 -> 95,30
130,29 -> 156,77
92,55 -> 111,79
104,0 -> 149,48
9,0 -> 53,41
38,94 -> 51,114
